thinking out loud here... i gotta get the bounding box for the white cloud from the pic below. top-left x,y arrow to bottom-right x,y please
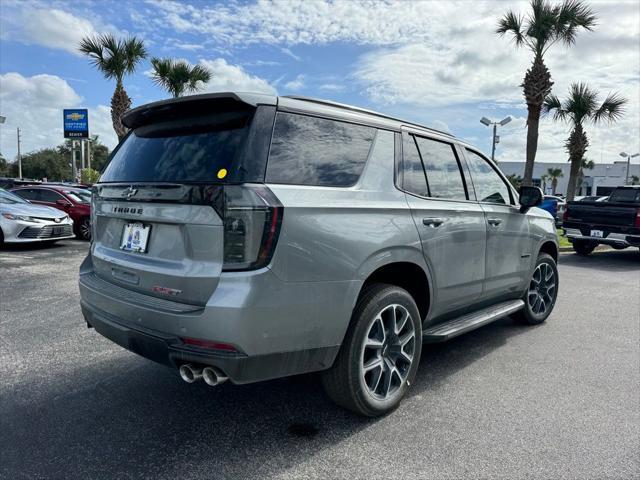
0,73 -> 117,161
20,8 -> 100,55
198,58 -> 277,95
319,83 -> 345,92
284,74 -> 305,91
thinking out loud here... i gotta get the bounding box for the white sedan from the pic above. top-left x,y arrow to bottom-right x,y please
0,188 -> 75,244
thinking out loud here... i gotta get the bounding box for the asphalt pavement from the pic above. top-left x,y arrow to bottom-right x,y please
1,241 -> 638,480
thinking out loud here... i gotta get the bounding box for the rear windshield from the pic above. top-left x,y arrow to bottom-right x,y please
609,188 -> 640,203
100,110 -> 252,183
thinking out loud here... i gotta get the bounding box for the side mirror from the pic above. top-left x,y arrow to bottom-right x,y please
56,199 -> 72,208
519,186 -> 543,213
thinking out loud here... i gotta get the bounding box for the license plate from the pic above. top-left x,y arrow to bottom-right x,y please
52,226 -> 64,235
120,223 -> 151,253
590,229 -> 604,238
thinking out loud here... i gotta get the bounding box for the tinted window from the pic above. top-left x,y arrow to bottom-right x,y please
38,189 -> 64,203
266,113 -> 375,187
0,189 -> 29,204
401,134 -> 429,197
465,149 -> 512,204
12,189 -> 38,201
100,110 -> 252,183
415,137 -> 467,200
609,188 -> 640,203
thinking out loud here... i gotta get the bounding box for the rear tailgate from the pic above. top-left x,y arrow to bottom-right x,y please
89,94 -> 276,307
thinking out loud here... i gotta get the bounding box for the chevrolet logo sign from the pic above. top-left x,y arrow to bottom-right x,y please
67,113 -> 85,121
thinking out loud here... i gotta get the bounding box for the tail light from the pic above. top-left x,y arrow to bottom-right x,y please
635,208 -> 640,228
563,205 -> 569,223
215,184 -> 283,271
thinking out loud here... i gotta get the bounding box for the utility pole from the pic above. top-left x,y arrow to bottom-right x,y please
480,116 -> 511,162
71,140 -> 77,181
87,138 -> 92,171
491,123 -> 497,162
17,127 -> 22,179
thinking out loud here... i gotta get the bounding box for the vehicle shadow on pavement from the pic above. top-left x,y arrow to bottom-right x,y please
1,316 -> 535,480
559,249 -> 640,271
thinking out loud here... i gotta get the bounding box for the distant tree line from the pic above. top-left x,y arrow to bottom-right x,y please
0,136 -> 110,181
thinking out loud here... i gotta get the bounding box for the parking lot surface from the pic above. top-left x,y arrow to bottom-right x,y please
1,241 -> 639,480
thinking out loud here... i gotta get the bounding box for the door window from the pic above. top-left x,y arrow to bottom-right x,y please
464,149 -> 513,205
37,189 -> 64,203
401,134 -> 429,197
414,136 -> 467,200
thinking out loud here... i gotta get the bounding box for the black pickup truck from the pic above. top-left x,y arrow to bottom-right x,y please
563,186 -> 640,255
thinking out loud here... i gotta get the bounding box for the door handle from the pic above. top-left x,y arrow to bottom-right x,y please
487,218 -> 502,226
423,217 -> 445,227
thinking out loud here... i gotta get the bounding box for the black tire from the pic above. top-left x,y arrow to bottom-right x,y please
514,253 -> 559,325
572,239 -> 596,256
0,228 -> 4,246
77,217 -> 92,241
321,283 -> 422,417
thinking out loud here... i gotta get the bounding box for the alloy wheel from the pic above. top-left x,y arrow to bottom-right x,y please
528,263 -> 556,315
360,304 -> 416,401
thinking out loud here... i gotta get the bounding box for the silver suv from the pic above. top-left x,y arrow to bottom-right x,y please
79,93 -> 558,416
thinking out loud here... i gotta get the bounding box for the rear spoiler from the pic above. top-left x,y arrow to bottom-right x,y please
122,92 -> 277,129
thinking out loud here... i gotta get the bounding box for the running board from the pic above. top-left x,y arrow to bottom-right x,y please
423,300 -> 525,343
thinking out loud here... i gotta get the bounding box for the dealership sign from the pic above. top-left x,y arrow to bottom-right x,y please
63,109 -> 89,138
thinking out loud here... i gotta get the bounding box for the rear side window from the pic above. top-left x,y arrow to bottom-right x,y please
414,136 -> 467,200
609,188 -> 640,203
12,189 -> 38,201
266,113 -> 375,187
464,149 -> 513,205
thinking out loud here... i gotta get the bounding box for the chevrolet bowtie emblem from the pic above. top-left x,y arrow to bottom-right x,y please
122,186 -> 138,199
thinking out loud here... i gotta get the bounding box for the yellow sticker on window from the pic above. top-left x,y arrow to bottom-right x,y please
217,168 -> 228,179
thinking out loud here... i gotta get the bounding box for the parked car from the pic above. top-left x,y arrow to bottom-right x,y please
541,195 -> 566,225
0,188 -> 74,245
79,93 -> 559,416
11,185 -> 92,240
563,186 -> 640,255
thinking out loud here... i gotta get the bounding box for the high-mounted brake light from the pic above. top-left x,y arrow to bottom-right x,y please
216,185 -> 283,271
635,208 -> 640,228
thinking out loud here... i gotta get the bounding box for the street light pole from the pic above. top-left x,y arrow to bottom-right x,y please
480,116 -> 512,162
17,127 -> 22,179
620,152 -> 639,185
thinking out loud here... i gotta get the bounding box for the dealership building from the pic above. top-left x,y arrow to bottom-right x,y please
499,161 -> 640,196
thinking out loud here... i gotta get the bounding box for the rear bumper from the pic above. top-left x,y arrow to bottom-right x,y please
564,228 -> 640,248
79,255 -> 358,383
81,301 -> 338,384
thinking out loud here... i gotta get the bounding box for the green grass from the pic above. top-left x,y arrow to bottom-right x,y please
557,228 -> 571,248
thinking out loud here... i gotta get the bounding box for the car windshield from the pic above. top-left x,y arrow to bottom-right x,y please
65,190 -> 91,204
0,188 -> 29,205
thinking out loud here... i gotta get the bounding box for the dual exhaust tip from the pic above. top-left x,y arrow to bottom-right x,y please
179,364 -> 228,386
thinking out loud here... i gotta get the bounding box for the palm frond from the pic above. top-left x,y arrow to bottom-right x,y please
592,92 -> 627,124
555,0 -> 597,46
151,58 -> 212,98
123,37 -> 148,75
565,82 -> 598,124
542,94 -> 567,121
526,0 -> 558,55
496,11 -> 525,46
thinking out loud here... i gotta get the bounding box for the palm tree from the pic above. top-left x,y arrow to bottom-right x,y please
496,0 -> 597,186
540,173 -> 549,192
543,83 -> 627,201
150,58 -> 212,98
577,157 -> 595,194
631,175 -> 640,186
78,34 -> 147,141
546,167 -> 563,195
506,173 -> 523,189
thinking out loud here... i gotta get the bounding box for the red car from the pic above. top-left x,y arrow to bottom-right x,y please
11,185 -> 92,240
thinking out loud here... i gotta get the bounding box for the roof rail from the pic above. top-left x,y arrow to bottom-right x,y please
282,95 -> 454,138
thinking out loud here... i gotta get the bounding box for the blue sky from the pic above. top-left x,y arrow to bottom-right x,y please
1,0 -> 639,168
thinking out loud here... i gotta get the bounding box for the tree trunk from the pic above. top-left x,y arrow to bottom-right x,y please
565,124 -> 589,202
552,178 -> 557,195
111,79 -> 132,142
521,55 -> 553,186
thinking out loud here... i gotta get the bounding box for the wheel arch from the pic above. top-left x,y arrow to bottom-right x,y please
539,240 -> 558,263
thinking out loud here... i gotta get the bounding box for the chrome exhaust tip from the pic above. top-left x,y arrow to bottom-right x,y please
202,366 -> 228,387
179,364 -> 203,383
